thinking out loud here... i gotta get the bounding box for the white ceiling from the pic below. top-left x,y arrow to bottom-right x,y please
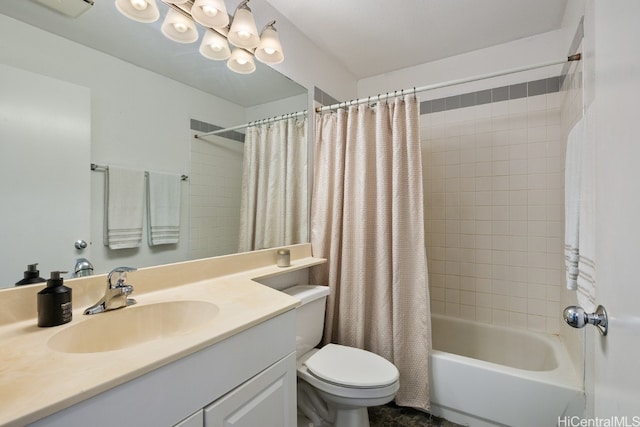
265,0 -> 568,79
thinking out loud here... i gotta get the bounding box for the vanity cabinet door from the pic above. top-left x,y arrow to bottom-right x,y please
204,352 -> 296,427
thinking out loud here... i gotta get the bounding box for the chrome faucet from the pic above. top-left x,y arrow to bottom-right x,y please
83,267 -> 137,315
73,257 -> 94,277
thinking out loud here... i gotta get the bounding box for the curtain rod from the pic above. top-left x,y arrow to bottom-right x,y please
90,163 -> 188,181
194,54 -> 581,139
316,54 -> 582,113
194,110 -> 308,139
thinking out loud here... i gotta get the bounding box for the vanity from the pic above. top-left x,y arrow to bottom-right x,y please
0,244 -> 325,427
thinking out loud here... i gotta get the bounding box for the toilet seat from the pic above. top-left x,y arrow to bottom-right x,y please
304,344 -> 399,388
297,346 -> 400,401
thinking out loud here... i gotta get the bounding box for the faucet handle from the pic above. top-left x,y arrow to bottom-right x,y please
108,266 -> 137,288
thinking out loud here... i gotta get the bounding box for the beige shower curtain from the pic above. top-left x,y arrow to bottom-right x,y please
238,117 -> 307,252
310,96 -> 431,410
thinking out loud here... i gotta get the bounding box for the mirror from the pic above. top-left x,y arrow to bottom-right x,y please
0,1 -> 309,288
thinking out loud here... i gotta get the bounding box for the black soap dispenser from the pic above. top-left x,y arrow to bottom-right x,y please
15,263 -> 46,286
37,271 -> 72,327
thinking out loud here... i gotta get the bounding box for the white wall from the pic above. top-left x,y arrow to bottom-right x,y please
246,94 -> 309,123
250,0 -> 358,102
358,29 -> 568,101
0,14 -> 246,278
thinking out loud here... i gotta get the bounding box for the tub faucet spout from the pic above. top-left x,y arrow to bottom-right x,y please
84,267 -> 137,315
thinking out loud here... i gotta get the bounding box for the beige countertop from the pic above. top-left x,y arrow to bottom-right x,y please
0,244 -> 325,427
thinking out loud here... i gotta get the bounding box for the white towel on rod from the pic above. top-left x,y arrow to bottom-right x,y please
564,118 -> 583,290
577,114 -> 596,312
104,166 -> 145,249
146,171 -> 181,246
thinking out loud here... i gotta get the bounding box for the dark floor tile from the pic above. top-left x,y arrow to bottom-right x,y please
369,402 -> 463,427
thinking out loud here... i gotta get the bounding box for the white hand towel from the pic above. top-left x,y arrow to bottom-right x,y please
146,171 -> 181,246
104,166 -> 145,249
564,118 -> 583,290
577,115 -> 596,312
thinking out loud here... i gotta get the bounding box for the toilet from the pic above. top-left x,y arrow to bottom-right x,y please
283,285 -> 399,427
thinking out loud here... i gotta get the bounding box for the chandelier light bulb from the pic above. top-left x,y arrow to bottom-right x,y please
228,3 -> 260,49
192,0 -> 229,28
201,5 -> 217,16
173,22 -> 188,32
199,29 -> 231,60
161,9 -> 198,43
255,22 -> 284,64
227,48 -> 256,74
115,0 -> 159,22
130,0 -> 147,11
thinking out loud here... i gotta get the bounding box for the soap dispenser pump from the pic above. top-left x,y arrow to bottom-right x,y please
15,263 -> 46,286
37,271 -> 72,327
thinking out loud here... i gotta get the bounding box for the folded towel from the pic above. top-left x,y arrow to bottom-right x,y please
564,118 -> 584,290
577,115 -> 596,312
146,171 -> 181,246
104,166 -> 145,249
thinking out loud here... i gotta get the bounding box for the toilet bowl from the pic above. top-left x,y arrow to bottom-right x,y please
283,285 -> 399,427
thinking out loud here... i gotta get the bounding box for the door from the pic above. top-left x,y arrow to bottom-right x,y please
204,353 -> 297,427
0,64 -> 91,286
586,0 -> 640,418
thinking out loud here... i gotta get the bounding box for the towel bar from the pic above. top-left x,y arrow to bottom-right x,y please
90,163 -> 188,181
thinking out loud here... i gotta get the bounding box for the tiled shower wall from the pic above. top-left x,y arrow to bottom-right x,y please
189,121 -> 245,260
422,86 -> 566,334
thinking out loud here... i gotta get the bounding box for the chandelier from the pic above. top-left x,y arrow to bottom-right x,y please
114,0 -> 284,74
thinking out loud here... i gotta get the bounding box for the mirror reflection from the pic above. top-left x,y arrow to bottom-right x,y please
0,1 -> 309,288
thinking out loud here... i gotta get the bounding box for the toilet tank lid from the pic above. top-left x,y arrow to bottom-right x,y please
282,285 -> 329,305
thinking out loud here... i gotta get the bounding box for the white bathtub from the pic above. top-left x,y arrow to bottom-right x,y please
429,315 -> 584,427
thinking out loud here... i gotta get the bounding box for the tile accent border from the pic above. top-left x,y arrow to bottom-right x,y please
419,76 -> 560,115
315,75 -> 562,117
314,87 -> 340,106
190,118 -> 245,142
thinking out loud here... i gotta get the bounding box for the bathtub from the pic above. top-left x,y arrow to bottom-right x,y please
429,315 -> 584,427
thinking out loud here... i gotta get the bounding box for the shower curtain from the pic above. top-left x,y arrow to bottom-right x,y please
238,117 -> 307,252
310,96 -> 431,410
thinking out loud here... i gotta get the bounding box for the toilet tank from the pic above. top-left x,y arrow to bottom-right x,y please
282,285 -> 330,356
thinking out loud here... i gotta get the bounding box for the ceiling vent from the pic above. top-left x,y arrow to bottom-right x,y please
34,0 -> 94,18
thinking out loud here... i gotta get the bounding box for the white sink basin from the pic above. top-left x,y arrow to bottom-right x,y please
48,300 -> 219,353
